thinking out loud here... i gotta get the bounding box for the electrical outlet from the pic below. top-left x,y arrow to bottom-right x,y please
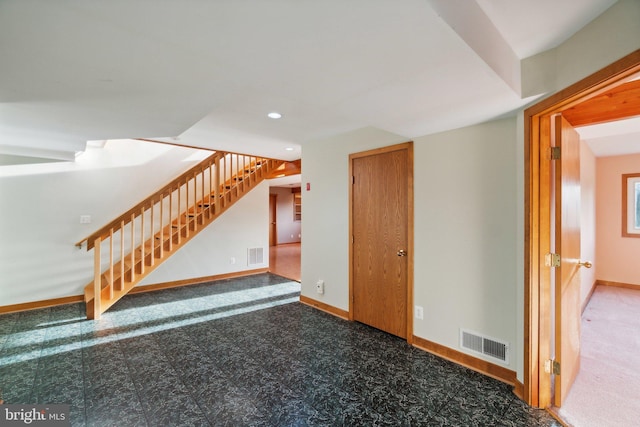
415,306 -> 424,320
230,257 -> 236,265
316,280 -> 324,295
80,215 -> 91,224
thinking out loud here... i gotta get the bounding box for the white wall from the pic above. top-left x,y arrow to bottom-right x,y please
140,181 -> 269,285
580,142 -> 597,305
269,186 -> 301,244
0,139 -> 267,306
413,118 -> 518,368
301,127 -> 407,310
595,153 -> 640,286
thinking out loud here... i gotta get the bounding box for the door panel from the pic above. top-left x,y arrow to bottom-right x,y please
553,115 -> 582,407
352,147 -> 408,338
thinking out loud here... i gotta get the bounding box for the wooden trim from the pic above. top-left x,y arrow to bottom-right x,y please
524,49 -> 640,408
513,380 -> 525,401
596,279 -> 640,291
622,173 -> 640,238
129,268 -> 269,294
0,270 -> 269,315
581,281 -> 598,314
0,295 -> 84,315
299,295 -> 349,320
412,336 -> 517,386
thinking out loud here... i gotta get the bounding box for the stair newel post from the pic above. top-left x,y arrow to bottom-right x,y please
130,213 -> 136,282
93,237 -> 102,320
108,229 -> 114,300
140,206 -> 145,274
119,220 -> 125,290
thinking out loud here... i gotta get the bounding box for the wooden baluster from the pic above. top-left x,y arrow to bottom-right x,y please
208,161 -> 213,218
159,195 -> 164,259
93,237 -> 102,319
185,179 -> 191,237
108,229 -> 114,300
119,220 -> 125,290
130,213 -> 135,282
222,155 -> 227,208
177,184 -> 182,243
140,207 -> 145,274
192,174 -> 197,230
235,154 -> 240,197
150,200 -> 155,266
168,189 -> 173,251
200,169 -> 205,225
214,156 -> 220,214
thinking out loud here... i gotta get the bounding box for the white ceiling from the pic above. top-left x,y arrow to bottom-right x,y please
0,0 -> 627,163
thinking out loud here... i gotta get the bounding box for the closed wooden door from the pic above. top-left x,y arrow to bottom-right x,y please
553,115 -> 582,407
351,144 -> 411,339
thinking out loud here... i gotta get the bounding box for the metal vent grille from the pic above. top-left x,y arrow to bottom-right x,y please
460,329 -> 509,364
248,247 -> 264,266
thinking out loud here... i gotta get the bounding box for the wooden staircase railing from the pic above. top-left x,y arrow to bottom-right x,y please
76,151 -> 284,319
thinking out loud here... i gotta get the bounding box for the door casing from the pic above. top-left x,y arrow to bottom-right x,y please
524,50 -> 640,408
349,142 -> 414,343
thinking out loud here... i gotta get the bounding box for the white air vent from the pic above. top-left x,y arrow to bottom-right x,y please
460,329 -> 509,364
248,247 -> 264,266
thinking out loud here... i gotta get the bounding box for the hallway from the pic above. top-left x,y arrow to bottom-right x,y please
269,242 -> 301,282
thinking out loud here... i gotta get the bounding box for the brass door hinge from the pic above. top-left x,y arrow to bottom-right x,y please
551,146 -> 561,160
545,253 -> 561,268
545,359 -> 561,375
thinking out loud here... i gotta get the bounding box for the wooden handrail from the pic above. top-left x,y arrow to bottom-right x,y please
75,151 -> 223,249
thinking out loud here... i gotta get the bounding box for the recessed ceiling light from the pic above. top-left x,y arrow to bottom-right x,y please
285,147 -> 294,151
267,112 -> 282,119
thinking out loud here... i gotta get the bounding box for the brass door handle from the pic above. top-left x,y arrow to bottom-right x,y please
578,260 -> 592,268
397,249 -> 407,257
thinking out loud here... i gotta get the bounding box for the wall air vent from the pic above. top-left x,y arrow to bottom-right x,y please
248,247 -> 264,266
460,329 -> 509,364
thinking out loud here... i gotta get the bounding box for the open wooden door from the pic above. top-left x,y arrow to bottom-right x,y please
553,115 -> 582,407
351,143 -> 412,339
269,194 -> 277,246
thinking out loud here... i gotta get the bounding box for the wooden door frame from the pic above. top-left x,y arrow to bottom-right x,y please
348,141 -> 415,344
269,194 -> 277,246
524,50 -> 640,407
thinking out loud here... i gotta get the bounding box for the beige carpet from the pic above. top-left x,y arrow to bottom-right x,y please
557,285 -> 640,427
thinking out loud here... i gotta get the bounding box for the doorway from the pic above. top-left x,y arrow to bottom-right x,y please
349,142 -> 414,341
524,50 -> 640,408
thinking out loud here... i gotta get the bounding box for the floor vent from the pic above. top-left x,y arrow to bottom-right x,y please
460,329 -> 509,364
248,247 -> 264,266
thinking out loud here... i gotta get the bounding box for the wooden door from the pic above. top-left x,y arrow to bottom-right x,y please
553,115 -> 582,407
351,144 -> 411,339
269,194 -> 277,246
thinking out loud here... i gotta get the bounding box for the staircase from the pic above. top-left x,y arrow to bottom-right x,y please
76,151 -> 285,319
